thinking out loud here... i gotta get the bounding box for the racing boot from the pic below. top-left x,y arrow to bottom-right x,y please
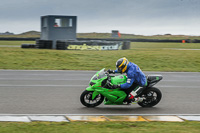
128,93 -> 134,100
126,94 -> 134,105
132,97 -> 144,104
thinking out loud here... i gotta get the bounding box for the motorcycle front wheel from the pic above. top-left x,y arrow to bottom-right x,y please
80,90 -> 104,107
138,87 -> 162,107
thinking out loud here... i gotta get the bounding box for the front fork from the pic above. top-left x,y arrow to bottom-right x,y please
85,86 -> 100,100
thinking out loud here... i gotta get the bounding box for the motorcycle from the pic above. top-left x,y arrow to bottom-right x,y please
80,68 -> 162,107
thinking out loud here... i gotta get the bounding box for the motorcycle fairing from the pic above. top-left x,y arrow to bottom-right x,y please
101,89 -> 127,104
147,75 -> 163,87
111,75 -> 127,85
86,86 -> 127,105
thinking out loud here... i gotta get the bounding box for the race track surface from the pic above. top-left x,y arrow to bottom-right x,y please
0,70 -> 199,115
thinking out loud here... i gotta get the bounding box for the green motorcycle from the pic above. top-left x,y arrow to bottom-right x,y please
80,68 -> 162,107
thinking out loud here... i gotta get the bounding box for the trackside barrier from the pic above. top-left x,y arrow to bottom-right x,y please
0,115 -> 199,122
1,37 -> 200,43
56,40 -> 130,50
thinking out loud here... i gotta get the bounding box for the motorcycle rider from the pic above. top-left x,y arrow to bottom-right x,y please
107,57 -> 147,103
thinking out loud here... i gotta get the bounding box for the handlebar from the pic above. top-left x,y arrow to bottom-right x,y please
105,72 -> 113,89
105,72 -> 111,81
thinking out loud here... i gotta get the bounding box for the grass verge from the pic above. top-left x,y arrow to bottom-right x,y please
0,121 -> 200,133
0,41 -> 35,46
0,41 -> 200,72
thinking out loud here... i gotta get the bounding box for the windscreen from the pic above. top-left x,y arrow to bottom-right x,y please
92,69 -> 106,80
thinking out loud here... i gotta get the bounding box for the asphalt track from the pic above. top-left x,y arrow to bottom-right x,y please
0,70 -> 199,115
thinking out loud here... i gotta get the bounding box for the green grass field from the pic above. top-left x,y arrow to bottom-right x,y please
0,121 -> 200,133
0,41 -> 35,46
0,41 -> 199,72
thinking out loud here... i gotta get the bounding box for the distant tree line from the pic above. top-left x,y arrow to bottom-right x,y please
0,31 -> 14,35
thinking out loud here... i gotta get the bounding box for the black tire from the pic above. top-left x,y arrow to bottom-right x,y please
138,87 -> 162,107
80,90 -> 104,107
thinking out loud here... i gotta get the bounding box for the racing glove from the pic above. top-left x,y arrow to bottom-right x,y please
107,69 -> 115,74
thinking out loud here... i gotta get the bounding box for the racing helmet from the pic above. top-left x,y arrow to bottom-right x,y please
116,57 -> 129,73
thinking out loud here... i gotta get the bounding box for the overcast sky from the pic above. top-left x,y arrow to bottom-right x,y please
0,0 -> 199,35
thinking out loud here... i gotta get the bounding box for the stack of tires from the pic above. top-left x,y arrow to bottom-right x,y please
21,44 -> 36,48
36,40 -> 53,49
122,41 -> 130,50
56,41 -> 66,50
192,39 -> 200,43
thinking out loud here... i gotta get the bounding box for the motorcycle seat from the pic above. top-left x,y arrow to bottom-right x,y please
146,75 -> 163,84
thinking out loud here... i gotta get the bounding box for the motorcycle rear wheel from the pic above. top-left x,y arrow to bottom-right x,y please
137,87 -> 162,107
80,90 -> 104,107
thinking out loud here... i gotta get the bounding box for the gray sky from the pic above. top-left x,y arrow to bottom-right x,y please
0,0 -> 199,35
